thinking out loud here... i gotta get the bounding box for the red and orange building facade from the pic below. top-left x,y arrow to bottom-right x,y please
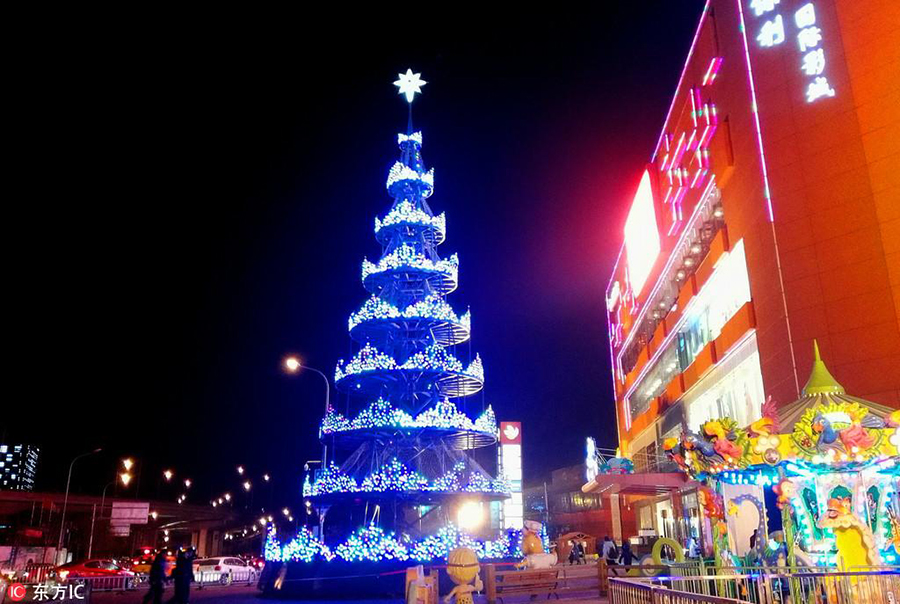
598,0 -> 898,543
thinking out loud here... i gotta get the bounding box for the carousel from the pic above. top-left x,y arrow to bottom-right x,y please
663,342 -> 900,571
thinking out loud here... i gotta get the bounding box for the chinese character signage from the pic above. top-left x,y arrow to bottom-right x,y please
747,0 -> 836,103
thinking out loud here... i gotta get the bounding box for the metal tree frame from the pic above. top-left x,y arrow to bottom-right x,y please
307,119 -> 507,539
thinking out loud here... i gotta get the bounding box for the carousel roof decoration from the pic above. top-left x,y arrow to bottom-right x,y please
663,341 -> 900,479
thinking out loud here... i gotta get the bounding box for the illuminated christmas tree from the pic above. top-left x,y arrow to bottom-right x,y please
267,71 -> 511,564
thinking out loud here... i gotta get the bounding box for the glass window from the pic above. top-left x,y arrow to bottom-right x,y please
686,335 -> 765,431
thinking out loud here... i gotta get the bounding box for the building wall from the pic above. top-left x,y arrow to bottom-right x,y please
605,0 -> 900,454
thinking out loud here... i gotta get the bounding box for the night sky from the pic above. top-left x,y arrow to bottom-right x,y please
7,5 -> 705,509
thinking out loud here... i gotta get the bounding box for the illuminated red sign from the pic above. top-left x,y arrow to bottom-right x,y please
499,421 -> 521,445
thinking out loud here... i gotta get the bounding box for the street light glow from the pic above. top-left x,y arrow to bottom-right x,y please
224,493 -> 231,501
263,474 -> 270,482
237,465 -> 245,475
120,472 -> 132,486
243,481 -> 251,491
282,507 -> 290,516
184,479 -> 192,488
122,458 -> 134,471
285,356 -> 300,372
163,470 -> 174,481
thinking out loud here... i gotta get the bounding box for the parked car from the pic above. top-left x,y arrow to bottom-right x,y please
55,559 -> 135,580
192,557 -> 257,584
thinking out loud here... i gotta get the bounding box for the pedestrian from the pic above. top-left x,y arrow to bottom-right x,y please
142,551 -> 167,604
567,540 -> 577,565
750,529 -> 759,551
574,541 -> 585,565
602,536 -> 619,574
686,535 -> 699,558
619,541 -> 635,567
168,549 -> 194,604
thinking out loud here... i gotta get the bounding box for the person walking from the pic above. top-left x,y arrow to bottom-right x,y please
602,536 -> 619,575
619,541 -> 635,567
168,549 -> 194,604
142,551 -> 167,604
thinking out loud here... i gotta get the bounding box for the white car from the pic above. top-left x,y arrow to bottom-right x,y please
192,557 -> 257,584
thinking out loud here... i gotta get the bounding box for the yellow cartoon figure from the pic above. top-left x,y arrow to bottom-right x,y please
444,547 -> 482,604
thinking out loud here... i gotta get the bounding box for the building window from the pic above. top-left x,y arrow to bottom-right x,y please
686,334 -> 765,431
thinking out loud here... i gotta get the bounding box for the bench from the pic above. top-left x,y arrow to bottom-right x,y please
487,567 -> 560,603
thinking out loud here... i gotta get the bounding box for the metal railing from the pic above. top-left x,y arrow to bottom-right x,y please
77,575 -> 134,591
194,568 -> 256,586
610,569 -> 900,604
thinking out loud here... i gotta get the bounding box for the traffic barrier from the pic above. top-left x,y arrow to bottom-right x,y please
194,568 -> 256,587
77,575 -> 134,592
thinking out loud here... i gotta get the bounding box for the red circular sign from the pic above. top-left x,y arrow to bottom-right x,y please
8,582 -> 27,602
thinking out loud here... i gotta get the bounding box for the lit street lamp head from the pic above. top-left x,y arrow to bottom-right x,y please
284,356 -> 300,372
120,472 -> 132,487
122,458 -> 134,471
163,469 -> 173,481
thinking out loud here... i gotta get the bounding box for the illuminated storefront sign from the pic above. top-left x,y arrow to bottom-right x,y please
499,421 -> 523,529
623,170 -> 661,296
585,437 -> 600,483
748,0 -> 835,103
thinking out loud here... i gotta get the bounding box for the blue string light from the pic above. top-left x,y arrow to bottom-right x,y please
265,523 -> 527,563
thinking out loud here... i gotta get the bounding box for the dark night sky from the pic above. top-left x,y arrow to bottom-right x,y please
6,5 -> 704,510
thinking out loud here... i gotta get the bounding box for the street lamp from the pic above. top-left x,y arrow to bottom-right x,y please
89,470 -> 131,558
263,474 -> 270,482
284,356 -> 331,466
122,458 -> 134,472
237,465 -> 245,475
243,481 -> 252,491
184,479 -> 192,488
57,448 -> 102,562
163,470 -> 174,481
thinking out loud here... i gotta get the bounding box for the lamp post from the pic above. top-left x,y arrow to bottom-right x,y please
88,471 -> 131,558
57,448 -> 102,563
285,357 -> 331,467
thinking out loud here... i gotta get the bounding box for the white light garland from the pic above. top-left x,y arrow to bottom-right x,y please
307,458 -> 510,497
398,132 -> 423,145
320,398 -> 498,437
347,294 -> 469,332
374,200 -> 446,237
386,161 -> 435,190
335,344 -> 483,383
361,245 -> 458,281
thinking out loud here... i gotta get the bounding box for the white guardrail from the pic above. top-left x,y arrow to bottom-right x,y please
193,568 -> 257,586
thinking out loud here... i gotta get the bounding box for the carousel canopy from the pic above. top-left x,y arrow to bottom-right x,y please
778,340 -> 896,428
663,342 -> 900,479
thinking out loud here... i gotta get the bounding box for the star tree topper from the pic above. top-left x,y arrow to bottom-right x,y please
394,69 -> 426,103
